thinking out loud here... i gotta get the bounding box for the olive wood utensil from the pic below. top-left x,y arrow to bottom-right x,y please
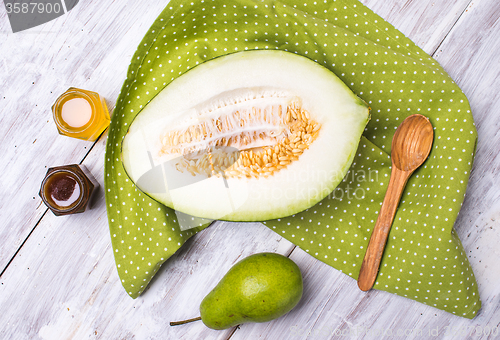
357,114 -> 434,291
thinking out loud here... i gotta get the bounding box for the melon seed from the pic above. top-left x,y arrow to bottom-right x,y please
159,97 -> 320,179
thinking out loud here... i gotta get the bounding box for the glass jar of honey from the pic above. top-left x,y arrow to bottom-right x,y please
39,164 -> 98,216
52,87 -> 110,141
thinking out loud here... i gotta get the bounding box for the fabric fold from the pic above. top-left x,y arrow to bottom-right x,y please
104,0 -> 480,318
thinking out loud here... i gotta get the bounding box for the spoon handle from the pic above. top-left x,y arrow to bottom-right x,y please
357,165 -> 412,291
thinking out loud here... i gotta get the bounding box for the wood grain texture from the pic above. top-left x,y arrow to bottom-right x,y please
0,138 -> 295,338
1,0 -> 500,339
358,114 -> 433,291
0,0 -> 169,273
357,167 -> 411,292
359,0 -> 472,55
429,0 -> 500,337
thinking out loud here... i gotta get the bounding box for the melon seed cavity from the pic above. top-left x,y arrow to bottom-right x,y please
158,89 -> 321,179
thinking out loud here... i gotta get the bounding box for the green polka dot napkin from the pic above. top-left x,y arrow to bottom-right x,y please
104,0 -> 481,318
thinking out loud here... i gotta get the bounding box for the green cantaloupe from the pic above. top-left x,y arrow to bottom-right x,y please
121,50 -> 369,221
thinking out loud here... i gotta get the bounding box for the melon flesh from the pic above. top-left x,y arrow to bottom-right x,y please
122,50 -> 369,221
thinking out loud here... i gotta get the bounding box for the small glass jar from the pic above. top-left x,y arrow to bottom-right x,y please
39,164 -> 98,216
52,87 -> 110,141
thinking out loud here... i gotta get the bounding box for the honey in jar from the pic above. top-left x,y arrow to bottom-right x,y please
52,87 -> 110,141
39,164 -> 98,216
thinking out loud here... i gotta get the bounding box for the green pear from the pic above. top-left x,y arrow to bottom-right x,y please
199,252 -> 303,330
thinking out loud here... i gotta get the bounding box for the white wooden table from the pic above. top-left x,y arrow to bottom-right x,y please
1,1 -> 499,339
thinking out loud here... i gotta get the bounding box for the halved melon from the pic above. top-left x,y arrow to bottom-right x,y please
122,50 -> 369,221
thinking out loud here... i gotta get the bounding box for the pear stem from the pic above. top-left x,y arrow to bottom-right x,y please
169,316 -> 202,326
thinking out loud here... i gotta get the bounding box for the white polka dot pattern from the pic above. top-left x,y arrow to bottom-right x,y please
104,0 -> 480,318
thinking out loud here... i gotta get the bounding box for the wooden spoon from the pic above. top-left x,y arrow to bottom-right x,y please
357,114 -> 434,291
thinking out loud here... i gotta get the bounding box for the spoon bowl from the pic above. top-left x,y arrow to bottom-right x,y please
357,114 -> 434,291
391,114 -> 434,171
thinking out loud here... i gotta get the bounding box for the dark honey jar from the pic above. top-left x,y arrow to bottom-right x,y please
39,164 -> 98,216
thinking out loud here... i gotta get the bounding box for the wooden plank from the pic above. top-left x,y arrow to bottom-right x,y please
0,0 -> 169,273
0,134 -> 296,338
359,0 -> 471,55
0,0 -> 472,276
0,0 -> 499,339
430,0 -> 500,335
230,0 -> 500,339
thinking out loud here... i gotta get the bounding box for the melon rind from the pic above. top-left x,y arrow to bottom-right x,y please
122,50 -> 369,221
